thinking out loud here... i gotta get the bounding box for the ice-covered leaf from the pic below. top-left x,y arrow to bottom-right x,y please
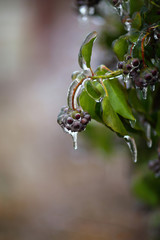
102,96 -> 127,136
78,31 -> 97,69
79,90 -> 102,122
103,79 -> 135,120
84,80 -> 102,100
132,12 -> 142,30
113,36 -> 129,60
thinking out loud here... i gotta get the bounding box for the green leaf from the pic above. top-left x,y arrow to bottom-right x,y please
132,12 -> 142,30
113,36 -> 129,60
128,89 -> 146,114
84,80 -> 102,100
130,0 -> 145,15
79,90 -> 102,122
103,79 -> 135,120
102,96 -> 127,136
78,31 -> 97,69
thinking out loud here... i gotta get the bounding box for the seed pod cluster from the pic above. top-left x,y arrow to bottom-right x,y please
118,55 -> 159,89
57,106 -> 91,133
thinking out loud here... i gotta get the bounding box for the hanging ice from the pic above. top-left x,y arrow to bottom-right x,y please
144,122 -> 152,148
124,135 -> 137,163
141,86 -> 148,100
150,84 -> 155,92
63,127 -> 78,150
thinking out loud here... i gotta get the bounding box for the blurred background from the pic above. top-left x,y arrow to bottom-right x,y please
0,0 -> 149,239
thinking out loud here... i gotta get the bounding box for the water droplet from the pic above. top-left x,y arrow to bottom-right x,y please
141,87 -> 148,100
144,122 -> 152,148
124,135 -> 137,163
150,84 -> 156,92
129,119 -> 136,128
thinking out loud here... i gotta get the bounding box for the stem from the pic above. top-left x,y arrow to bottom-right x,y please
101,65 -> 113,73
150,1 -> 160,8
90,67 -> 94,76
71,77 -> 88,110
141,32 -> 150,68
92,69 -> 123,80
130,43 -> 135,56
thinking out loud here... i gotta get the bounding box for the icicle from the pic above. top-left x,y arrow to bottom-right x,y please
71,132 -> 78,150
141,86 -> 148,100
63,127 -> 78,150
150,84 -> 156,92
144,122 -> 152,148
123,74 -> 131,88
129,119 -> 136,128
124,135 -> 137,163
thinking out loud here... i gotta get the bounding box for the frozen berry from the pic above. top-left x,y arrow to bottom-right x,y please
126,64 -> 132,71
73,122 -> 80,130
118,61 -> 124,69
132,58 -> 140,67
126,55 -> 132,60
84,114 -> 91,121
81,118 -> 88,125
67,117 -> 73,124
123,70 -> 129,75
151,69 -> 157,76
144,73 -> 152,81
75,113 -> 81,119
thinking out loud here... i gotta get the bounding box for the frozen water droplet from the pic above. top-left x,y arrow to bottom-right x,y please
141,87 -> 148,100
124,19 -> 131,32
129,119 -> 136,128
124,135 -> 137,163
79,5 -> 88,16
115,4 -> 123,16
150,84 -> 155,92
144,122 -> 152,148
79,5 -> 95,18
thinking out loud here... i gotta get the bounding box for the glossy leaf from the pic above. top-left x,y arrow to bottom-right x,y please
78,31 -> 97,69
103,79 -> 135,120
102,96 -> 127,136
113,36 -> 129,60
79,90 -> 102,122
84,80 -> 102,100
132,12 -> 142,30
